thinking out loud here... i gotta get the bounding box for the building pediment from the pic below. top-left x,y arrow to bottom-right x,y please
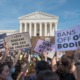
19,11 -> 58,20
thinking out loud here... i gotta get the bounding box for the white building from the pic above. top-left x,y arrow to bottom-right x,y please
19,11 -> 59,37
0,11 -> 59,37
0,30 -> 18,35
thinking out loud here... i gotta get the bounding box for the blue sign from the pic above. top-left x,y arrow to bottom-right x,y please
0,33 -> 7,48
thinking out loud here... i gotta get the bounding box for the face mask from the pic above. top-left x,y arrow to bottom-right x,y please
11,67 -> 15,73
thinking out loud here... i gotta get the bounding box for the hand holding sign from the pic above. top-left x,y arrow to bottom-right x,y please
3,42 -> 10,54
3,42 -> 9,49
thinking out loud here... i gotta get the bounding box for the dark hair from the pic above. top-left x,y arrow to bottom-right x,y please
56,55 -> 74,79
35,60 -> 51,75
37,70 -> 59,80
31,57 -> 37,62
61,55 -> 73,71
0,62 -> 7,74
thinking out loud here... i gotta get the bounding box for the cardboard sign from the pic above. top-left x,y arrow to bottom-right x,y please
34,39 -> 55,54
45,38 -> 50,42
4,32 -> 31,50
57,51 -> 65,59
0,33 -> 7,49
55,25 -> 80,51
47,51 -> 55,59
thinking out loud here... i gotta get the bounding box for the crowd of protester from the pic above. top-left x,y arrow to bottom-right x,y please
0,42 -> 80,80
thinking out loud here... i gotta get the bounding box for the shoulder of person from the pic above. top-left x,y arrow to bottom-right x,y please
28,74 -> 36,80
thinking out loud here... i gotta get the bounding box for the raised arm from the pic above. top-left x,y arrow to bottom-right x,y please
0,42 -> 9,63
12,50 -> 21,67
51,57 -> 57,72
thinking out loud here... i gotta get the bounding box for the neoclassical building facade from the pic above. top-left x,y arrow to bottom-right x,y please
19,11 -> 59,37
0,11 -> 59,37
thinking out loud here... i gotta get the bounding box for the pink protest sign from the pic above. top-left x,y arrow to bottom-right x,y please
34,39 -> 55,54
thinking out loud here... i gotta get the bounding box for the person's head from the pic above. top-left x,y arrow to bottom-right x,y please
65,50 -> 75,57
56,55 -> 75,79
58,55 -> 73,73
31,57 -> 37,63
61,55 -> 73,66
35,60 -> 51,75
0,62 -> 10,80
37,70 -> 59,80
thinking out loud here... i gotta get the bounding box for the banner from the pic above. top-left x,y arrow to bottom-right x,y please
55,25 -> 80,51
34,39 -> 55,55
0,33 -> 7,49
4,32 -> 31,50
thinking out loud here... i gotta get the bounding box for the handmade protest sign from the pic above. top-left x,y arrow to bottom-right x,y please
34,39 -> 55,56
47,51 -> 55,59
45,38 -> 50,42
0,33 -> 7,49
57,51 -> 65,59
4,32 -> 31,50
55,25 -> 80,51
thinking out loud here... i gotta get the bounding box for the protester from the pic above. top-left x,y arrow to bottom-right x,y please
56,55 -> 77,80
27,60 -> 51,80
74,49 -> 80,80
0,62 -> 11,80
0,31 -> 80,80
37,70 -> 59,80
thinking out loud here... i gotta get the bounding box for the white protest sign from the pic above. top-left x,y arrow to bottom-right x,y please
45,38 -> 50,42
34,39 -> 55,55
57,51 -> 65,59
47,51 -> 55,59
4,32 -> 31,50
55,25 -> 80,51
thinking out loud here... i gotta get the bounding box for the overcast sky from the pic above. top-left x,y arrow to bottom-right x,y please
0,0 -> 80,30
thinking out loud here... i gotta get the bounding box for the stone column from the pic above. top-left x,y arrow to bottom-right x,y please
53,23 -> 55,36
25,23 -> 27,32
29,23 -> 32,37
45,23 -> 47,36
50,23 -> 52,36
40,23 -> 42,36
53,27 -> 55,36
34,23 -> 36,36
55,23 -> 57,31
20,22 -> 22,32
51,23 -> 55,36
